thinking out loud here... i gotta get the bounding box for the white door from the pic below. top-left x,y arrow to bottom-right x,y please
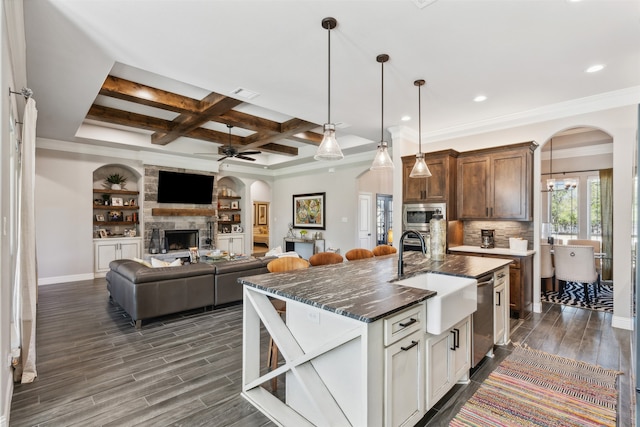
358,192 -> 373,249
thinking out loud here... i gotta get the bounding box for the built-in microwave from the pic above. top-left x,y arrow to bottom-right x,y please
402,203 -> 446,233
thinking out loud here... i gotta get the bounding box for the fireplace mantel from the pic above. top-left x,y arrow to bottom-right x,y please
151,208 -> 216,217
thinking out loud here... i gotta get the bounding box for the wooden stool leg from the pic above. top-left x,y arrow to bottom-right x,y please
270,340 -> 279,392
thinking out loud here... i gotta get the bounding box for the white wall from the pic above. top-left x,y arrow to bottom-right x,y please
270,162 -> 373,254
35,148 -> 144,283
392,105 -> 638,330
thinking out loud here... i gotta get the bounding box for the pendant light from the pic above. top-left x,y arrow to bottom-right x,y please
315,17 -> 344,161
409,79 -> 432,178
370,54 -> 394,171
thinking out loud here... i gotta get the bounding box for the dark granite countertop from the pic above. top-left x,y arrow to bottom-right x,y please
238,252 -> 511,323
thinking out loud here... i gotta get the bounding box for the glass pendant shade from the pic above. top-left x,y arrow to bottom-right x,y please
370,141 -> 394,170
314,123 -> 343,161
409,153 -> 432,178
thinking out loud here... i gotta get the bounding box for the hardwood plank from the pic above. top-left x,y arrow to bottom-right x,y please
8,281 -> 633,427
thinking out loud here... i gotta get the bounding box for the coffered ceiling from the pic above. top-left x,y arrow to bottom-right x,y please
23,1 -> 640,170
87,75 -> 322,158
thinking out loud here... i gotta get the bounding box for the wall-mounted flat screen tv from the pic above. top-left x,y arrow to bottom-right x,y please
157,170 -> 214,204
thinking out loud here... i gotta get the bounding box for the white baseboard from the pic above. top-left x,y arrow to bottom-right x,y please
532,301 -> 542,313
38,273 -> 95,286
612,314 -> 634,331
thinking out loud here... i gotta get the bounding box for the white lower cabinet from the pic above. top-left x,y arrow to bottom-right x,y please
494,267 -> 509,345
216,234 -> 244,254
94,237 -> 142,276
425,316 -> 471,410
385,331 -> 424,427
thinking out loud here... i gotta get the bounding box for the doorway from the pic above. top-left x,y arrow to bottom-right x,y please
540,127 -> 614,280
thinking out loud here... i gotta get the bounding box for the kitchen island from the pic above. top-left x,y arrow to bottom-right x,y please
239,252 -> 511,427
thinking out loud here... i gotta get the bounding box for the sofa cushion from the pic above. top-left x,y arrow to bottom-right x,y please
214,258 -> 266,274
109,259 -> 215,284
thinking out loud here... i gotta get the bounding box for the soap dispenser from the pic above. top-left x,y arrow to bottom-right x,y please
429,209 -> 446,261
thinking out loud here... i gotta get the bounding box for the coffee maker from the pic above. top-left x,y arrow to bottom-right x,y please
481,229 -> 495,248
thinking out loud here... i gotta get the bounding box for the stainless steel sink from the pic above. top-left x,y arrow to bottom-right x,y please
395,273 -> 477,334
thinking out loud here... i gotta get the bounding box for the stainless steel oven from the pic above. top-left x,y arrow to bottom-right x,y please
402,203 -> 446,249
402,203 -> 446,232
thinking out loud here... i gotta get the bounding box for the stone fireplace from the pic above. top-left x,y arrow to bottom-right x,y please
164,229 -> 199,251
143,165 -> 217,254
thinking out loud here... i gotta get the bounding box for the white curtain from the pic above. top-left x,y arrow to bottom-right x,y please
13,97 -> 38,383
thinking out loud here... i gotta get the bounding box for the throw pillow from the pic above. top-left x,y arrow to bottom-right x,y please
132,257 -> 152,268
169,258 -> 183,267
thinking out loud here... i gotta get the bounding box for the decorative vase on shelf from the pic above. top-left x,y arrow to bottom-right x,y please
111,183 -> 122,190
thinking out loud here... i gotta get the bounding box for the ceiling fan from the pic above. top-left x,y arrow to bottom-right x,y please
198,124 -> 261,162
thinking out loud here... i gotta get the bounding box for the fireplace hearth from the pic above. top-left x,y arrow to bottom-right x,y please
164,229 -> 199,251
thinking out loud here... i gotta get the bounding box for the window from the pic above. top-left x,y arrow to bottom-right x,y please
549,179 -> 578,241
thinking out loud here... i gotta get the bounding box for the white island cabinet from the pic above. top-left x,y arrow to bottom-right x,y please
240,251 -> 511,427
242,287 -> 428,427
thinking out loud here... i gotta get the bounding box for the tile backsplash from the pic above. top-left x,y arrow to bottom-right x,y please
463,221 -> 534,249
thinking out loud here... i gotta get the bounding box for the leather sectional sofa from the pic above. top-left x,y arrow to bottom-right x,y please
106,257 -> 274,328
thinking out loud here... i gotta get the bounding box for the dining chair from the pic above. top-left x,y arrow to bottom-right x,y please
540,243 -> 555,295
309,251 -> 344,266
265,256 -> 310,391
567,239 -> 602,273
372,245 -> 397,256
345,248 -> 375,261
553,244 -> 600,304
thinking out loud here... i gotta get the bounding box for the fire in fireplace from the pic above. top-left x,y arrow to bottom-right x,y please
164,229 -> 199,251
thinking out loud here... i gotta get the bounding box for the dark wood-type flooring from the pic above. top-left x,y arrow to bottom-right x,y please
9,279 -> 634,426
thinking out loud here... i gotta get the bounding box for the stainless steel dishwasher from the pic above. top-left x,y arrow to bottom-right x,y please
471,273 -> 494,367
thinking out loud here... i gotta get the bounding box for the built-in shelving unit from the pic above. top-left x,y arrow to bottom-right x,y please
93,188 -> 140,226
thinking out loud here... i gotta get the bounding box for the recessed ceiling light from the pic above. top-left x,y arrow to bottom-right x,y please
401,115 -> 411,121
474,95 -> 487,103
585,64 -> 605,73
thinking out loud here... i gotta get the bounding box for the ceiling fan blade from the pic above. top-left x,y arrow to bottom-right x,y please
235,155 -> 257,161
217,155 -> 230,162
240,150 -> 261,155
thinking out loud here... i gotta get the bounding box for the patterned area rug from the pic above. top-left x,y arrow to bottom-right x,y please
450,346 -> 620,427
541,281 -> 613,312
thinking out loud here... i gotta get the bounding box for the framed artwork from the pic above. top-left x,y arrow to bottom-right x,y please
293,192 -> 325,229
231,201 -> 239,209
95,214 -> 105,222
108,210 -> 124,222
99,229 -> 108,238
257,203 -> 269,226
111,197 -> 124,207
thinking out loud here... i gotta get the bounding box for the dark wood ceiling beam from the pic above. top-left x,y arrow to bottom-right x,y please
289,131 -> 323,145
100,75 -> 201,113
217,110 -> 281,133
86,104 -> 173,132
258,143 -> 298,156
151,95 -> 243,145
242,118 -> 319,148
186,128 -> 297,156
186,127 -> 243,145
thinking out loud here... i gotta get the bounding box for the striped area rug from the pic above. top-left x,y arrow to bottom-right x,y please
450,345 -> 620,427
541,281 -> 613,313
